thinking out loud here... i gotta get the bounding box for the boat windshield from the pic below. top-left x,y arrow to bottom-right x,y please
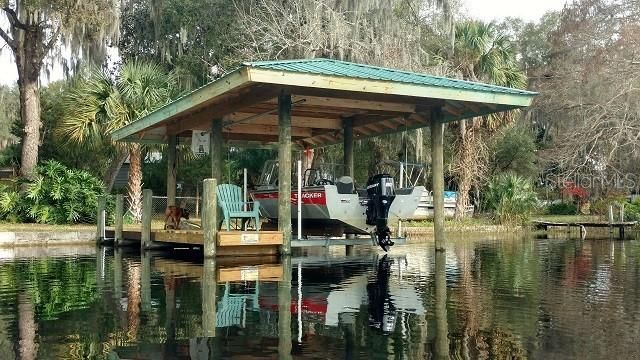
257,160 -> 347,187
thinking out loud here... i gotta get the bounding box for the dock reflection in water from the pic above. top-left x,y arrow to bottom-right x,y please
0,237 -> 639,359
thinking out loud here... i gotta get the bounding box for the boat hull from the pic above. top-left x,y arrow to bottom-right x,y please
252,186 -> 425,236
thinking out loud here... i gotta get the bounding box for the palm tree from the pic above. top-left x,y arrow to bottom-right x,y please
59,61 -> 179,222
446,21 -> 526,219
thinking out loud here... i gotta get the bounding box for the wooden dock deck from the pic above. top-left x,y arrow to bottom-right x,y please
532,220 -> 637,239
104,228 -> 395,256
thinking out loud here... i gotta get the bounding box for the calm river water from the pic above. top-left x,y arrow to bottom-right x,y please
0,236 -> 639,359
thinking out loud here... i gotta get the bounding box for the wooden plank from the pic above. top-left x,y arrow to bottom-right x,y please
112,68 -> 250,141
218,231 -> 283,246
250,68 -> 535,107
217,245 -> 280,257
154,230 -> 204,244
218,264 -> 283,282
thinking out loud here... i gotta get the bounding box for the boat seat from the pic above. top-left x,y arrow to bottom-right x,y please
336,176 -> 355,194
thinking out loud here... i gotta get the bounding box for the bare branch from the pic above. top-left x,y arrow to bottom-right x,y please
2,6 -> 27,30
0,26 -> 15,51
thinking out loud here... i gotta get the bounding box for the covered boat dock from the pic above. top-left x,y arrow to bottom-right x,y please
107,58 -> 536,256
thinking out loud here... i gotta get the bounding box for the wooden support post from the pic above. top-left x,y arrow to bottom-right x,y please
434,250 -> 449,359
278,256 -> 293,360
167,135 -> 178,207
210,118 -> 224,181
431,108 -> 446,251
96,195 -> 106,243
279,93 -> 293,255
202,258 -> 217,337
115,194 -> 124,246
609,205 -> 614,235
344,117 -> 355,254
343,117 -> 354,177
141,189 -> 153,250
203,178 -> 218,258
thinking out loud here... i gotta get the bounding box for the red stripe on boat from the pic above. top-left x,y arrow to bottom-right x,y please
252,191 -> 327,205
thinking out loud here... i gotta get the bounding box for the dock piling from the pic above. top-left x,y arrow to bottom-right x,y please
141,189 -> 153,250
203,178 -> 218,257
167,135 -> 178,207
278,93 -> 292,255
344,118 -> 355,255
96,195 -> 106,243
115,194 -> 124,245
431,108 -> 446,251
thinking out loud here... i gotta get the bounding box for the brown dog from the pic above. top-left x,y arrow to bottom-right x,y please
164,206 -> 190,230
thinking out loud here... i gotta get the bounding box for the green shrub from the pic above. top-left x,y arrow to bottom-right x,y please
484,174 -> 538,225
623,198 -> 640,222
591,195 -> 627,217
546,202 -> 577,215
0,160 -> 107,224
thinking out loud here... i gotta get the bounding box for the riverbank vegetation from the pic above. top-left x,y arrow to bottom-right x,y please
1,0 -> 639,227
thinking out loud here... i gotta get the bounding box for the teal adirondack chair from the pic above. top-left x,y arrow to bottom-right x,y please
216,184 -> 261,231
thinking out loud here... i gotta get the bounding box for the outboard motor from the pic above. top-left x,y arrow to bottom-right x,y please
366,174 -> 396,251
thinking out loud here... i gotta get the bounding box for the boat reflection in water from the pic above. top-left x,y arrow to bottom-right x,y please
367,255 -> 396,333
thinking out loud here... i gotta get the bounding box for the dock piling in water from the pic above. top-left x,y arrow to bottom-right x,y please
115,194 -> 124,245
96,195 -> 106,243
142,189 -> 153,250
203,178 -> 218,257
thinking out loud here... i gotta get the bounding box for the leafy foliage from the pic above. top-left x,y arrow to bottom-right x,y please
489,126 -> 539,179
0,161 -> 106,224
484,174 -> 538,224
546,203 -> 578,215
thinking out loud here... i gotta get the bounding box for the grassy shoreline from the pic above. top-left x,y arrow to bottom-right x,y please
0,214 -> 624,234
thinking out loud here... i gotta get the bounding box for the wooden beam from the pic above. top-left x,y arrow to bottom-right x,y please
224,123 -> 312,137
227,112 -> 342,129
267,95 -> 416,113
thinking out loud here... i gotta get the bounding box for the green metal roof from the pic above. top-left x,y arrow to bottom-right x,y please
245,58 -> 536,97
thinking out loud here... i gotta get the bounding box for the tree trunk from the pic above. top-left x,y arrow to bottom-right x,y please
103,151 -> 128,192
454,121 -> 480,220
13,21 -> 44,179
128,144 -> 143,223
18,78 -> 41,179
